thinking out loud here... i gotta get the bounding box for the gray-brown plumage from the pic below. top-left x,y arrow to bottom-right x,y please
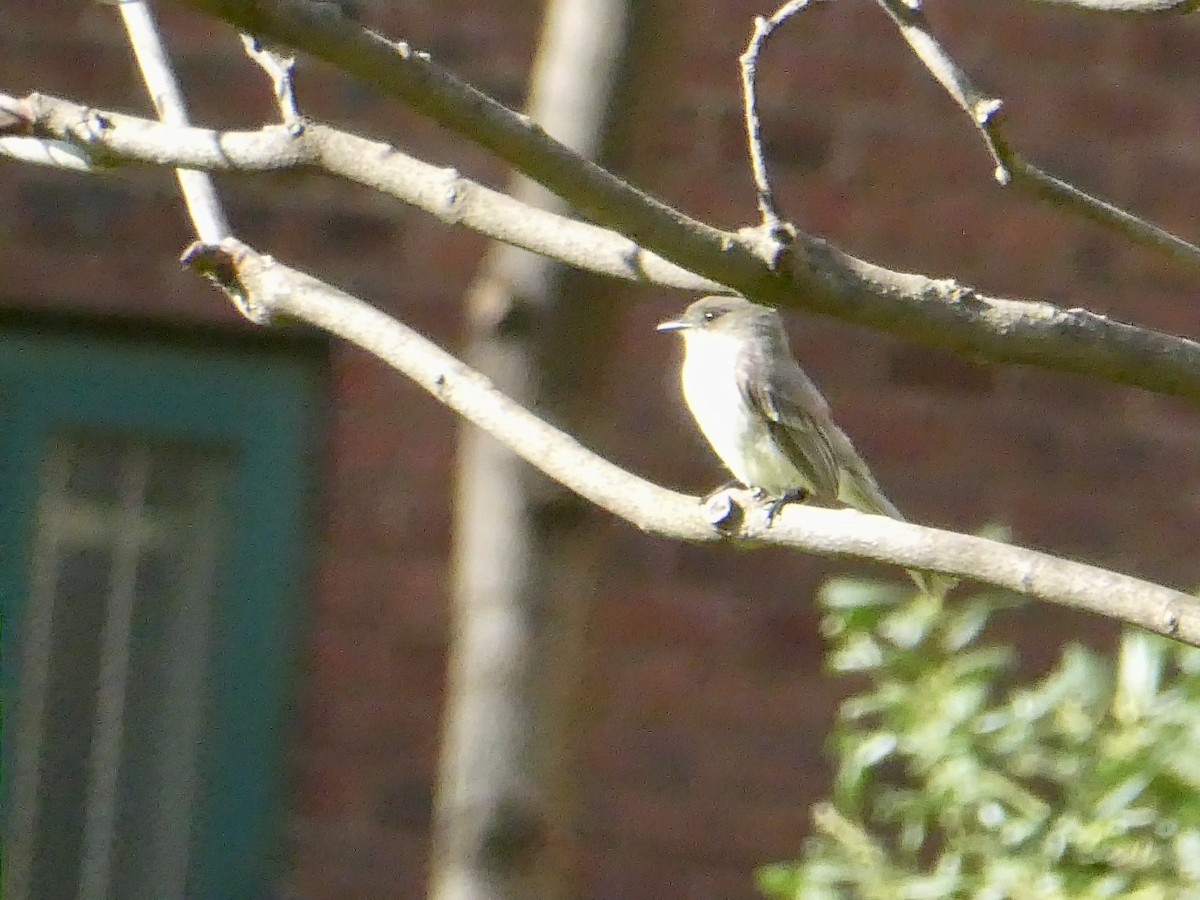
658,296 -> 948,595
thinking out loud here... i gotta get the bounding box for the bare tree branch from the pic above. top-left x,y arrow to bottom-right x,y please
0,92 -> 717,293
872,0 -> 1200,270
178,237 -> 1200,648
169,0 -> 1200,275
118,0 -> 230,243
170,0 -> 770,285
152,1 -> 1200,401
739,0 -> 818,245
6,89 -> 1200,404
1020,0 -> 1200,11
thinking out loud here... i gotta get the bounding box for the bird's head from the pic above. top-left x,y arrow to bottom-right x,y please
656,296 -> 779,339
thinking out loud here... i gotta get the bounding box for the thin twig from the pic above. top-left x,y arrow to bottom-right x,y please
872,0 -> 1200,270
8,90 -> 1200,401
117,0 -> 230,243
738,0 -> 818,246
1006,155 -> 1200,265
1021,0 -> 1200,11
181,237 -> 1200,648
240,34 -> 303,132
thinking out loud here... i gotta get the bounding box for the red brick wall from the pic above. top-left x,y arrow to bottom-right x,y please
4,2 -> 1200,897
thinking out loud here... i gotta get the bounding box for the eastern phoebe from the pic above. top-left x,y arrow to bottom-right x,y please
658,295 -> 947,595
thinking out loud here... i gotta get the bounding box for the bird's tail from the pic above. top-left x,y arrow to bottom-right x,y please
838,469 -> 903,520
839,468 -> 956,598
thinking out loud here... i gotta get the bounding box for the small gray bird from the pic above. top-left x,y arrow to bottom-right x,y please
658,295 -> 948,594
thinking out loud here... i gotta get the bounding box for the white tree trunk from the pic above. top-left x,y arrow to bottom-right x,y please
432,2 -> 631,898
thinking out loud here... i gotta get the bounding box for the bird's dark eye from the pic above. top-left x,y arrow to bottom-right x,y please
702,309 -> 719,322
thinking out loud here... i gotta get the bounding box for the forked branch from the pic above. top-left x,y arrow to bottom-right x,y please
181,237 -> 1200,649
872,0 -> 1200,269
738,0 -> 820,247
6,90 -> 1200,401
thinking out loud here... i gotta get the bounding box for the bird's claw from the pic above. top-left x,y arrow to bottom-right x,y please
763,489 -> 807,526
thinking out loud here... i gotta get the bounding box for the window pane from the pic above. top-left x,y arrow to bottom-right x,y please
29,547 -> 111,900
62,437 -> 125,507
9,430 -> 229,900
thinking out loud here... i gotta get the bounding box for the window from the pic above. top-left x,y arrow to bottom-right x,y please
1,323 -> 324,900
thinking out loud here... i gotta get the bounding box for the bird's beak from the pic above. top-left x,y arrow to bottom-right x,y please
656,316 -> 690,333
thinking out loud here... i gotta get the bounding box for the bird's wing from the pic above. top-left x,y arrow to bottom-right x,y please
738,352 -> 841,502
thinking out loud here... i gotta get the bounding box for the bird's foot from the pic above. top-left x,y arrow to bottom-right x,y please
700,484 -> 808,528
762,488 -> 808,526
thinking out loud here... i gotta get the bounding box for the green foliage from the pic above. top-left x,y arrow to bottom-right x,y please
758,577 -> 1200,900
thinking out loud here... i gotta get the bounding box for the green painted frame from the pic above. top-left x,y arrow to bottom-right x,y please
0,323 -> 325,899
